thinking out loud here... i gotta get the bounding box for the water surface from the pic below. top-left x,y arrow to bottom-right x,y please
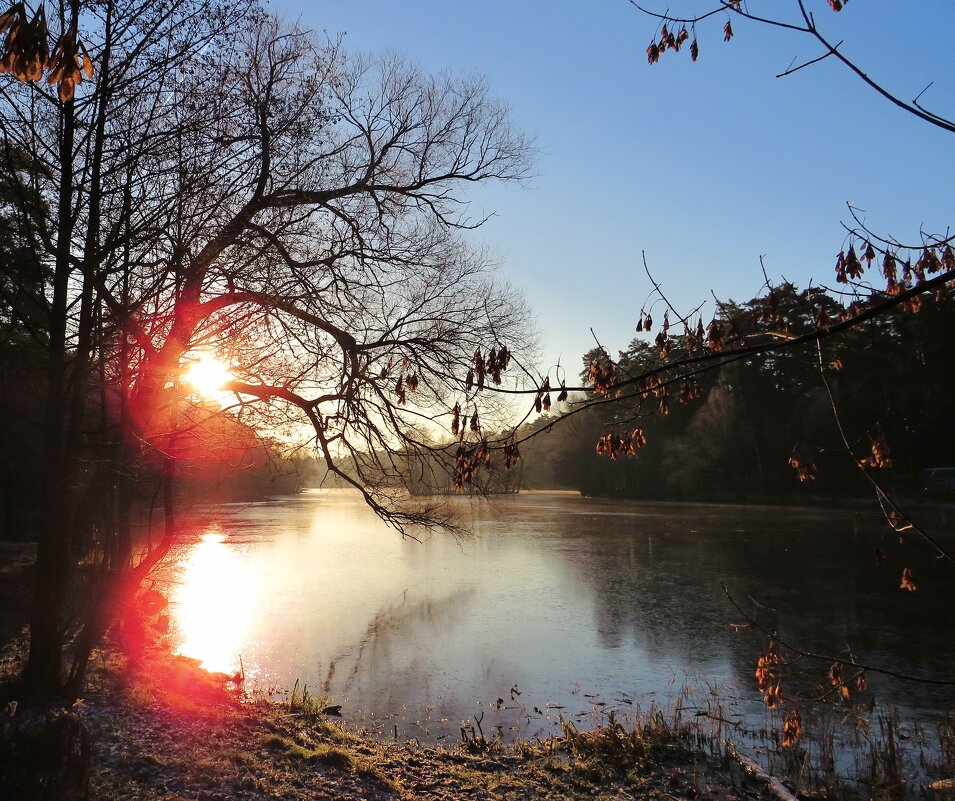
160,490 -> 955,740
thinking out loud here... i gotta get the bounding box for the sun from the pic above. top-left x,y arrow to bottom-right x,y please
183,353 -> 233,398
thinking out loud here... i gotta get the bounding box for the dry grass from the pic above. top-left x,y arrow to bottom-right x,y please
61,647 -> 779,801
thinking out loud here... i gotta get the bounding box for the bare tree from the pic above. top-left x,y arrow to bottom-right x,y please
104,20 -> 533,512
1,3 -> 533,696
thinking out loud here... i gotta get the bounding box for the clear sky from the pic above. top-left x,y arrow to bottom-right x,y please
271,0 -> 955,376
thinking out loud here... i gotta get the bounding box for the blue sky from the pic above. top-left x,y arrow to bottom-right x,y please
272,1 -> 955,375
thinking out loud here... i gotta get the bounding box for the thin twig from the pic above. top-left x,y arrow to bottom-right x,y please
721,583 -> 955,686
776,41 -> 842,78
814,339 -> 953,564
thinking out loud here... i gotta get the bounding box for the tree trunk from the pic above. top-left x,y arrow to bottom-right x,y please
23,86 -> 77,698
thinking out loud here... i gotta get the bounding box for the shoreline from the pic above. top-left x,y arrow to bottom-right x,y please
81,651 -> 800,801
0,541 -> 782,801
3,595 -> 951,799
3,505 -> 953,800
3,645 -> 783,801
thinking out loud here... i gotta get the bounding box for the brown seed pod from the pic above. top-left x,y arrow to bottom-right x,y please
782,707 -> 802,746
900,567 -> 916,591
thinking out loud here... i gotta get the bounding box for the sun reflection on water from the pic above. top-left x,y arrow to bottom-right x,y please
170,528 -> 257,676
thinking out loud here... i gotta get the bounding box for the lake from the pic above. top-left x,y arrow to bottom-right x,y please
159,490 -> 955,743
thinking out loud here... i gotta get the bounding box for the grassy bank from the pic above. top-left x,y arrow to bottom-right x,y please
0,641 -> 788,801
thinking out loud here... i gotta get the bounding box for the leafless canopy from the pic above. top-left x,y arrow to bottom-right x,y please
3,7 -> 535,536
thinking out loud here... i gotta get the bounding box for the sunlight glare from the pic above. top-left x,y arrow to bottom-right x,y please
183,354 -> 233,398
171,529 -> 257,676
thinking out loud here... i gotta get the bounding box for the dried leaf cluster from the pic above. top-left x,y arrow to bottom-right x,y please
446,341 -> 523,491
837,241 -> 953,308
465,345 -> 510,392
706,320 -> 725,352
381,356 -> 421,406
595,427 -> 647,460
678,379 -> 701,404
646,23 -> 693,65
864,437 -> 892,469
899,566 -> 917,592
450,436 -> 522,493
535,377 -> 551,413
0,2 -> 93,101
788,452 -> 817,482
585,351 -> 618,395
755,644 -> 784,709
781,706 -> 802,748
653,311 -> 671,357
646,0 -> 844,70
826,661 -> 868,701
502,442 -> 521,470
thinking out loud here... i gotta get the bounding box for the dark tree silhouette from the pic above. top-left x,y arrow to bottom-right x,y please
0,2 -> 534,697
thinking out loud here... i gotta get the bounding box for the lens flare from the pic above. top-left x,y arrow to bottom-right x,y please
183,354 -> 233,398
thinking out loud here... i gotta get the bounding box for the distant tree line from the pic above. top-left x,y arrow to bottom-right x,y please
341,278 -> 954,504
516,283 -> 955,503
